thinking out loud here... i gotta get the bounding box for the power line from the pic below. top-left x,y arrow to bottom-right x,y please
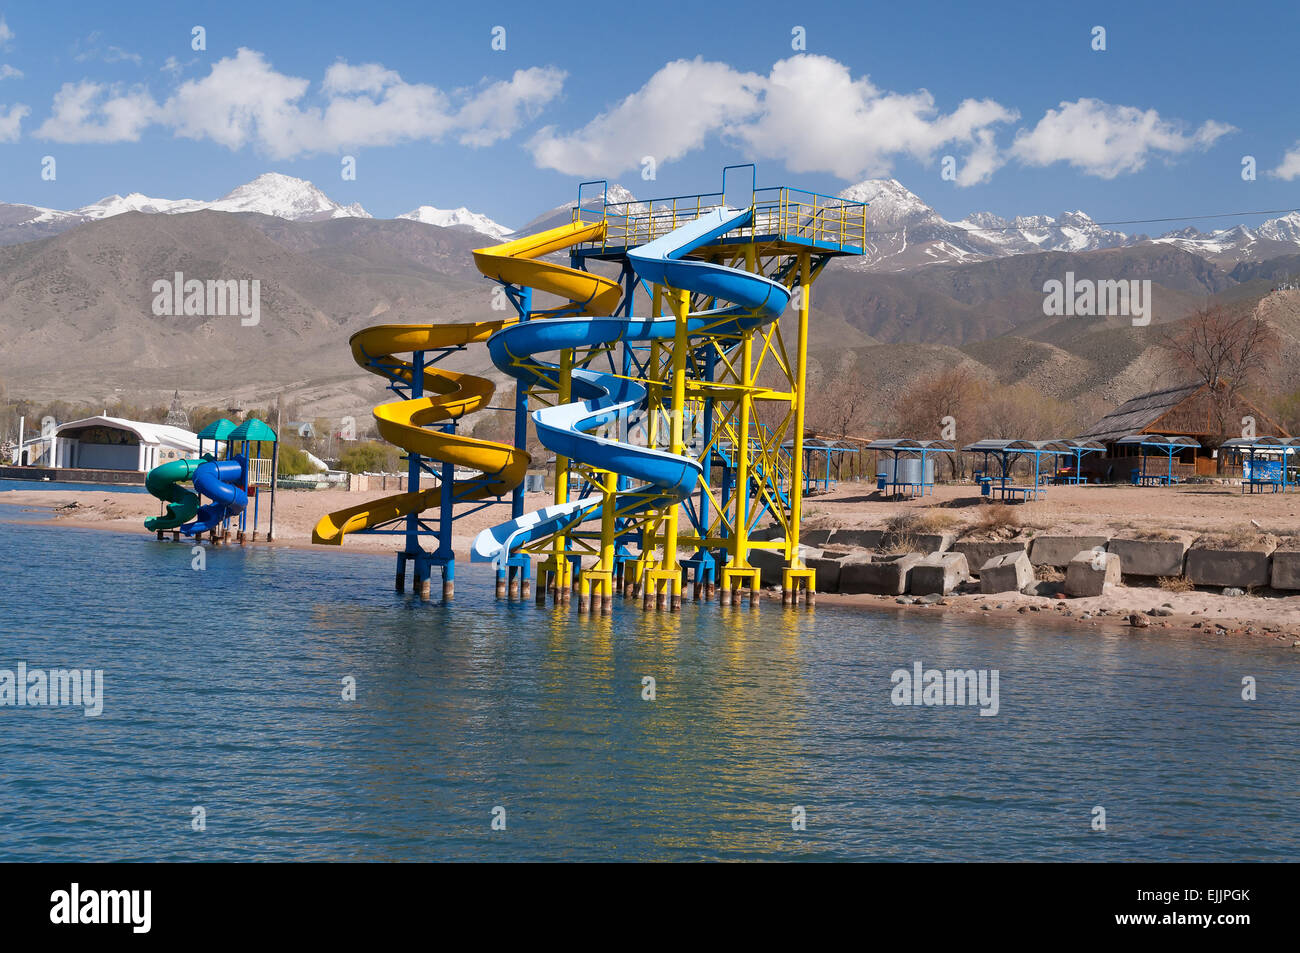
859,206 -> 1300,239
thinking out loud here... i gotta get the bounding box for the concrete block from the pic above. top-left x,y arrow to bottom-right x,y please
801,528 -> 835,546
827,528 -> 883,550
1270,550 -> 1300,590
954,539 -> 1029,573
908,552 -> 969,595
883,531 -> 955,553
1030,535 -> 1108,568
979,550 -> 1034,594
1186,539 -> 1276,588
1065,550 -> 1122,597
749,544 -> 821,587
840,553 -> 923,595
806,554 -> 842,593
1107,535 -> 1192,577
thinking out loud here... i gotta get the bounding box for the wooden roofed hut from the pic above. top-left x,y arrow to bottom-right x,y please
1076,381 -> 1289,481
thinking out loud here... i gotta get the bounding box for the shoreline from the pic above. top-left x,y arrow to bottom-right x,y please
4,493 -> 1298,648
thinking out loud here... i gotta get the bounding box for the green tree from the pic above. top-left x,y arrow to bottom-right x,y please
337,441 -> 397,473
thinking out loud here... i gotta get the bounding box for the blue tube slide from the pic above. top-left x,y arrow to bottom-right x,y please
471,207 -> 790,567
181,456 -> 249,536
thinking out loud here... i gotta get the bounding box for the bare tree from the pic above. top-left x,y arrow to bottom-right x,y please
1160,303 -> 1278,468
893,366 -> 987,477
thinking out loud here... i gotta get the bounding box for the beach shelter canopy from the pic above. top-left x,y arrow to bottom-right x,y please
961,438 -> 1064,493
1220,436 -> 1300,452
961,439 -> 1058,453
866,439 -> 953,497
1114,434 -> 1200,450
1042,438 -> 1106,453
865,438 -> 955,453
1115,434 -> 1199,485
1221,436 -> 1300,491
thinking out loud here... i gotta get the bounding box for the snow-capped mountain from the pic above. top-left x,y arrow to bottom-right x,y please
834,177 -> 1300,270
76,173 -> 372,223
834,178 -> 1145,270
515,183 -> 645,235
201,173 -> 371,220
1152,211 -> 1300,263
397,205 -> 512,239
3,172 -> 1298,269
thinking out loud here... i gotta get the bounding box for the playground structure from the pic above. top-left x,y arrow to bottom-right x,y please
144,417 -> 279,543
313,166 -> 867,609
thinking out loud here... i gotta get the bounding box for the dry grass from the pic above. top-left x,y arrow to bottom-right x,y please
883,510 -> 958,535
1197,528 -> 1278,550
1037,566 -> 1065,583
968,503 -> 1021,537
1125,528 -> 1186,541
1158,575 -> 1195,592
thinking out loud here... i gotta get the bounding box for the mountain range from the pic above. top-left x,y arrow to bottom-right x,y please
836,178 -> 1300,272
4,172 -> 1298,273
2,171 -> 1299,431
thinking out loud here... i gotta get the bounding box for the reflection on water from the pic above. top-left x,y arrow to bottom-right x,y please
0,513 -> 1296,861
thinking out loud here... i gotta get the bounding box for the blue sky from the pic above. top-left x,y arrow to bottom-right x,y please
0,0 -> 1297,230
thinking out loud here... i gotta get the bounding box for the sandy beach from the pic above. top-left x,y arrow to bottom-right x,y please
4,480 -> 1300,645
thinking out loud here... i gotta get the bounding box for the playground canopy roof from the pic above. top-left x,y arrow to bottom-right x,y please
865,438 -> 955,453
1115,433 -> 1201,449
229,418 -> 278,443
196,417 -> 237,441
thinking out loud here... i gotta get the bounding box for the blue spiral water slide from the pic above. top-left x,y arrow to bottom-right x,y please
181,456 -> 249,536
470,206 -> 791,568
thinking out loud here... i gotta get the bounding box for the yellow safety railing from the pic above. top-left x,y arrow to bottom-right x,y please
571,187 -> 868,253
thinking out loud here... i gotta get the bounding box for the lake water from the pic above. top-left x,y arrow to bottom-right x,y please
1,507 -> 1296,861
0,478 -> 148,494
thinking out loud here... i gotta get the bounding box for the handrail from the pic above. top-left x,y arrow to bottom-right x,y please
569,185 -> 869,252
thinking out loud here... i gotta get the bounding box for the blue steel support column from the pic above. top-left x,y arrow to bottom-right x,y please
505,285 -> 532,598
437,451 -> 455,600
406,349 -> 432,599
615,265 -> 637,590
696,344 -> 716,598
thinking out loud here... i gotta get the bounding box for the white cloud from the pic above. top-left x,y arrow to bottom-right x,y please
453,68 -> 567,147
1269,141 -> 1300,181
34,48 -> 566,157
0,102 -> 29,142
0,16 -> 13,49
73,32 -> 142,66
0,64 -> 21,80
1011,98 -> 1234,178
731,56 -> 1018,184
530,58 -> 763,176
529,55 -> 1017,184
36,81 -> 157,142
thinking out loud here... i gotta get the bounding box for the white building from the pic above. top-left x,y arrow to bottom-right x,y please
51,416 -> 200,472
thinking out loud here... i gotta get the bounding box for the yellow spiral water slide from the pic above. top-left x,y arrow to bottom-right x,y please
312,219 -> 620,545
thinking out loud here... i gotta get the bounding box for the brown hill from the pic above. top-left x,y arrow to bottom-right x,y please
0,210 -> 1284,431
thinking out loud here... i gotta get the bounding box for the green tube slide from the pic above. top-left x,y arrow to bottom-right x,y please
144,458 -> 204,531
